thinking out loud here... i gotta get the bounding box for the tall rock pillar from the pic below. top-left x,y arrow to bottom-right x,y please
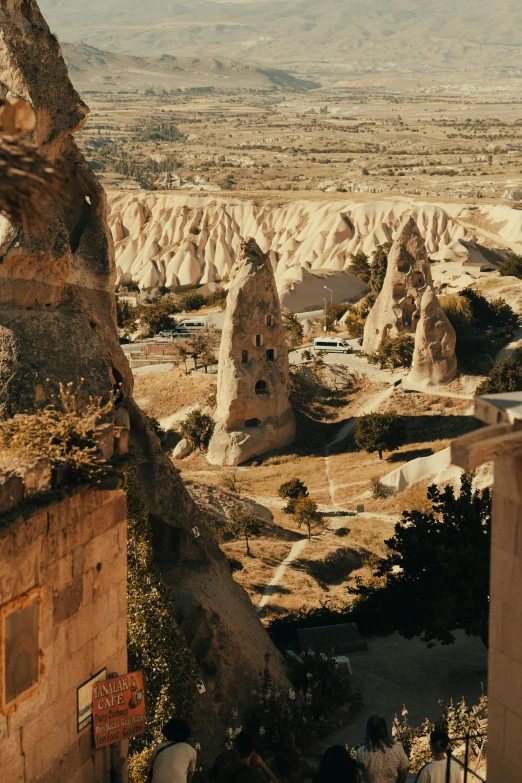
208,238 -> 296,465
405,287 -> 457,389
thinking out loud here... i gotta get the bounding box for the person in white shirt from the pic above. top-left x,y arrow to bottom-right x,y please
149,718 -> 197,783
415,730 -> 462,783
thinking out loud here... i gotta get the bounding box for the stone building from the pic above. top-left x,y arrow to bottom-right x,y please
452,391 -> 522,782
208,238 -> 296,465
363,216 -> 456,387
0,476 -> 128,783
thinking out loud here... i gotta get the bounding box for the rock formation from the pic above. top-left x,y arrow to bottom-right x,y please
362,216 -> 457,386
363,216 -> 433,355
108,192 -> 522,297
208,238 -> 296,465
406,287 -> 457,388
0,0 -> 286,757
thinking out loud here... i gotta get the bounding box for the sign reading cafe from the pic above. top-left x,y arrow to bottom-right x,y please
92,671 -> 146,748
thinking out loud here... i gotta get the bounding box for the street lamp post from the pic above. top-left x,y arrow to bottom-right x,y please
324,286 -> 333,333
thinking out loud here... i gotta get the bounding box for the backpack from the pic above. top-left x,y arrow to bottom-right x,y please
147,742 -> 175,783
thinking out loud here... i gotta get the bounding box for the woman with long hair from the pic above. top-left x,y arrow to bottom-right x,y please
355,716 -> 409,783
313,745 -> 360,783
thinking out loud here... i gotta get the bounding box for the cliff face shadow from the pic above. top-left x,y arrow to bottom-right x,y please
399,414 -> 482,446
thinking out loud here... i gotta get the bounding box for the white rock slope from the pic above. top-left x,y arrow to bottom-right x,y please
108,193 -> 522,303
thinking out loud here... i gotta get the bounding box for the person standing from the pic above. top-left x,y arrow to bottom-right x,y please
415,730 -> 462,783
149,718 -> 197,783
356,715 -> 409,783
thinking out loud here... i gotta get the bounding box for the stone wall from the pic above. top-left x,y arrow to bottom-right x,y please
0,486 -> 127,783
488,455 -> 522,783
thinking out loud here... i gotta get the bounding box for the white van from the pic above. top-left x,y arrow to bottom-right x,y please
178,319 -> 208,331
312,337 -> 352,354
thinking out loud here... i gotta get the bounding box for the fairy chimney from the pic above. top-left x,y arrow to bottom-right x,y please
363,216 -> 433,356
406,287 -> 457,388
208,238 -> 296,465
363,215 -> 456,386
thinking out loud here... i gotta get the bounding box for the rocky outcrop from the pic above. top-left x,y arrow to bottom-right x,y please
0,0 -> 286,756
406,287 -> 457,388
208,238 -> 295,465
108,192 -> 522,299
363,216 -> 457,387
363,216 -> 433,355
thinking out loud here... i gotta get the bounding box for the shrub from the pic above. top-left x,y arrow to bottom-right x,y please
499,255 -> 522,279
179,410 -> 215,451
137,297 -> 179,337
368,333 -> 414,369
0,382 -> 113,481
177,290 -> 206,312
370,477 -> 387,498
354,411 -> 405,460
476,354 -> 522,395
325,301 -> 349,330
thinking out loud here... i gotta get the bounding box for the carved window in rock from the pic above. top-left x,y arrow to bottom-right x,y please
1,589 -> 42,711
242,350 -> 249,363
397,253 -> 411,273
266,349 -> 275,362
255,335 -> 262,347
245,418 -> 260,428
265,315 -> 274,328
255,380 -> 268,395
411,271 -> 425,289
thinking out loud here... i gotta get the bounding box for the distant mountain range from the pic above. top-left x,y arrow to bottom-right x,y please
60,43 -> 318,93
40,0 -> 522,81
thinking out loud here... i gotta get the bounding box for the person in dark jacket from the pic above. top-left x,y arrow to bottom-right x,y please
218,731 -> 278,783
313,745 -> 360,783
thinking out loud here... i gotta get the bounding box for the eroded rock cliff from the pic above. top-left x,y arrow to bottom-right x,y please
0,0 -> 286,753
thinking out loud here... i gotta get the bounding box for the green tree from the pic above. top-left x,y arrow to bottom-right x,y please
179,410 -> 215,451
116,298 -> 138,334
177,289 -> 206,312
352,475 -> 492,647
283,312 -> 304,350
221,468 -> 253,497
227,505 -> 263,555
354,411 -> 405,460
499,255 -> 522,279
343,307 -> 365,339
370,242 -> 392,294
172,342 -> 190,375
348,251 -> 371,284
325,302 -> 349,331
476,355 -> 522,395
369,333 -> 414,369
189,325 -> 219,371
291,496 -> 325,541
278,477 -> 309,514
137,297 -> 179,337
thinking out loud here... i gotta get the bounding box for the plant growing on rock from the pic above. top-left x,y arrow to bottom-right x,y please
499,254 -> 522,279
0,381 -> 113,480
348,251 -> 371,284
369,242 -> 392,294
354,411 -> 405,460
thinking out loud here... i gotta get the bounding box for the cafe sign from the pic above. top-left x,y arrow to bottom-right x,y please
92,671 -> 146,748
